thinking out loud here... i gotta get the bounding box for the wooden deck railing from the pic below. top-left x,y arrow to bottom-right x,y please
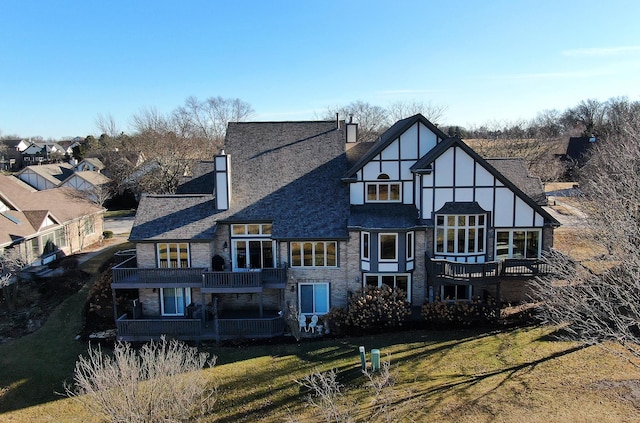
116,314 -> 201,341
112,264 -> 206,286
202,267 -> 287,290
426,254 -> 550,283
115,314 -> 285,341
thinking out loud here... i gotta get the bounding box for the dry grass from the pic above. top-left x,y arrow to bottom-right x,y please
2,327 -> 639,422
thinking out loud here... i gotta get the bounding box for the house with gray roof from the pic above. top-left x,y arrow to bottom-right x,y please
112,114 -> 559,342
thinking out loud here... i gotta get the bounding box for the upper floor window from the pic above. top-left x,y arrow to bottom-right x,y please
379,233 -> 398,261
366,174 -> 401,203
435,214 -> 485,255
290,241 -> 337,267
231,223 -> 272,236
406,231 -> 414,261
158,243 -> 190,268
495,229 -> 541,259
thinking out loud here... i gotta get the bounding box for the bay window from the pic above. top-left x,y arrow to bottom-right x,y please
435,214 -> 485,255
364,273 -> 411,300
379,233 -> 398,261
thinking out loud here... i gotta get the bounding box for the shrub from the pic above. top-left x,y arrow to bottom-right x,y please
102,230 -> 114,239
421,296 -> 498,327
65,337 -> 217,423
326,285 -> 411,335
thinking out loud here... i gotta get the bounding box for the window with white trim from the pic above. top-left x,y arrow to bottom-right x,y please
406,231 -> 414,261
366,173 -> 401,202
157,243 -> 190,268
361,232 -> 370,260
161,287 -> 191,316
435,214 -> 485,255
299,282 -> 329,315
231,223 -> 275,270
231,223 -> 272,236
379,233 -> 398,261
440,284 -> 471,301
495,229 -> 541,259
290,241 -> 337,267
364,273 -> 411,300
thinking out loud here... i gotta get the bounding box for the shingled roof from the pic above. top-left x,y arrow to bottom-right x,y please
216,121 -> 350,239
485,158 -> 547,206
17,163 -> 74,187
133,120 -> 351,240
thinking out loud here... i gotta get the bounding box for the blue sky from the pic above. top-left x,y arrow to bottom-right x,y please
1,0 -> 639,139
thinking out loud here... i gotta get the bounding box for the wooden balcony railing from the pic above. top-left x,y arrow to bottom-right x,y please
217,316 -> 285,339
202,267 -> 287,291
112,260 -> 206,287
116,314 -> 201,341
426,254 -> 550,283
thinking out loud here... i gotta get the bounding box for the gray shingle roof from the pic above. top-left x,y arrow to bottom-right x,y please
129,194 -> 218,241
348,204 -> 422,229
217,121 -> 350,239
485,158 -> 547,206
132,120 -> 351,240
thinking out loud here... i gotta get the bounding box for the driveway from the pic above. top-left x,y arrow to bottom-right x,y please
104,215 -> 135,235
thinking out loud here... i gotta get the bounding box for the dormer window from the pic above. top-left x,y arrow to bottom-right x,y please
366,174 -> 401,202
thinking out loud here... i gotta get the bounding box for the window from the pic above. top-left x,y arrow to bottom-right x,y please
495,230 -> 541,259
83,217 -> 95,235
233,240 -> 274,269
55,227 -> 67,247
441,284 -> 471,301
435,214 -> 485,255
366,174 -> 401,202
299,282 -> 329,315
291,241 -> 337,267
231,223 -> 275,270
161,287 -> 191,316
361,232 -> 370,260
231,223 -> 272,236
157,243 -> 190,268
406,231 -> 414,261
379,233 -> 398,261
364,273 -> 411,300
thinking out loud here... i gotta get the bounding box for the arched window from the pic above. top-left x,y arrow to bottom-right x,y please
377,173 -> 390,180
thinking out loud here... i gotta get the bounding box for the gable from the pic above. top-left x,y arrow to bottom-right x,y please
416,138 -> 558,227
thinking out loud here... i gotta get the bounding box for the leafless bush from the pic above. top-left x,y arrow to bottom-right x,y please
363,359 -> 397,422
292,368 -> 352,423
64,337 -> 217,423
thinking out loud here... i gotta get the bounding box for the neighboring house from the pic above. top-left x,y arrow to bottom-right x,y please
21,141 -> 68,165
75,157 -> 106,173
0,139 -> 29,170
559,136 -> 597,179
60,171 -> 111,204
0,175 -> 105,267
16,163 -> 75,190
112,114 -> 559,342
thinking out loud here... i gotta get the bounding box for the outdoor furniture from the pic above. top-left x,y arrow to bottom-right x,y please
298,313 -> 308,332
308,314 -> 319,333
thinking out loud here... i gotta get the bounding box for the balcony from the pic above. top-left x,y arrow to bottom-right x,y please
426,254 -> 551,285
112,256 -> 287,291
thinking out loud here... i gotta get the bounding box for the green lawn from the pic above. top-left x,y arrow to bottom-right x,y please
1,242 -> 639,421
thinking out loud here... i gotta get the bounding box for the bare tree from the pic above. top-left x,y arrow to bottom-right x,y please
95,113 -> 121,139
563,98 -> 608,136
532,109 -> 640,360
387,100 -> 448,125
0,247 -> 29,312
322,101 -> 390,142
65,337 -> 217,423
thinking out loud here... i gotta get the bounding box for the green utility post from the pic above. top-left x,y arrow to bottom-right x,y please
359,346 -> 366,370
371,349 -> 380,372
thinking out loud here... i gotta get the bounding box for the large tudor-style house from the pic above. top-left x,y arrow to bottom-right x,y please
112,114 -> 559,341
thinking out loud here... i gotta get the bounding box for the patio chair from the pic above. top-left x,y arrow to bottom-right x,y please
308,314 -> 319,333
298,313 -> 308,332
